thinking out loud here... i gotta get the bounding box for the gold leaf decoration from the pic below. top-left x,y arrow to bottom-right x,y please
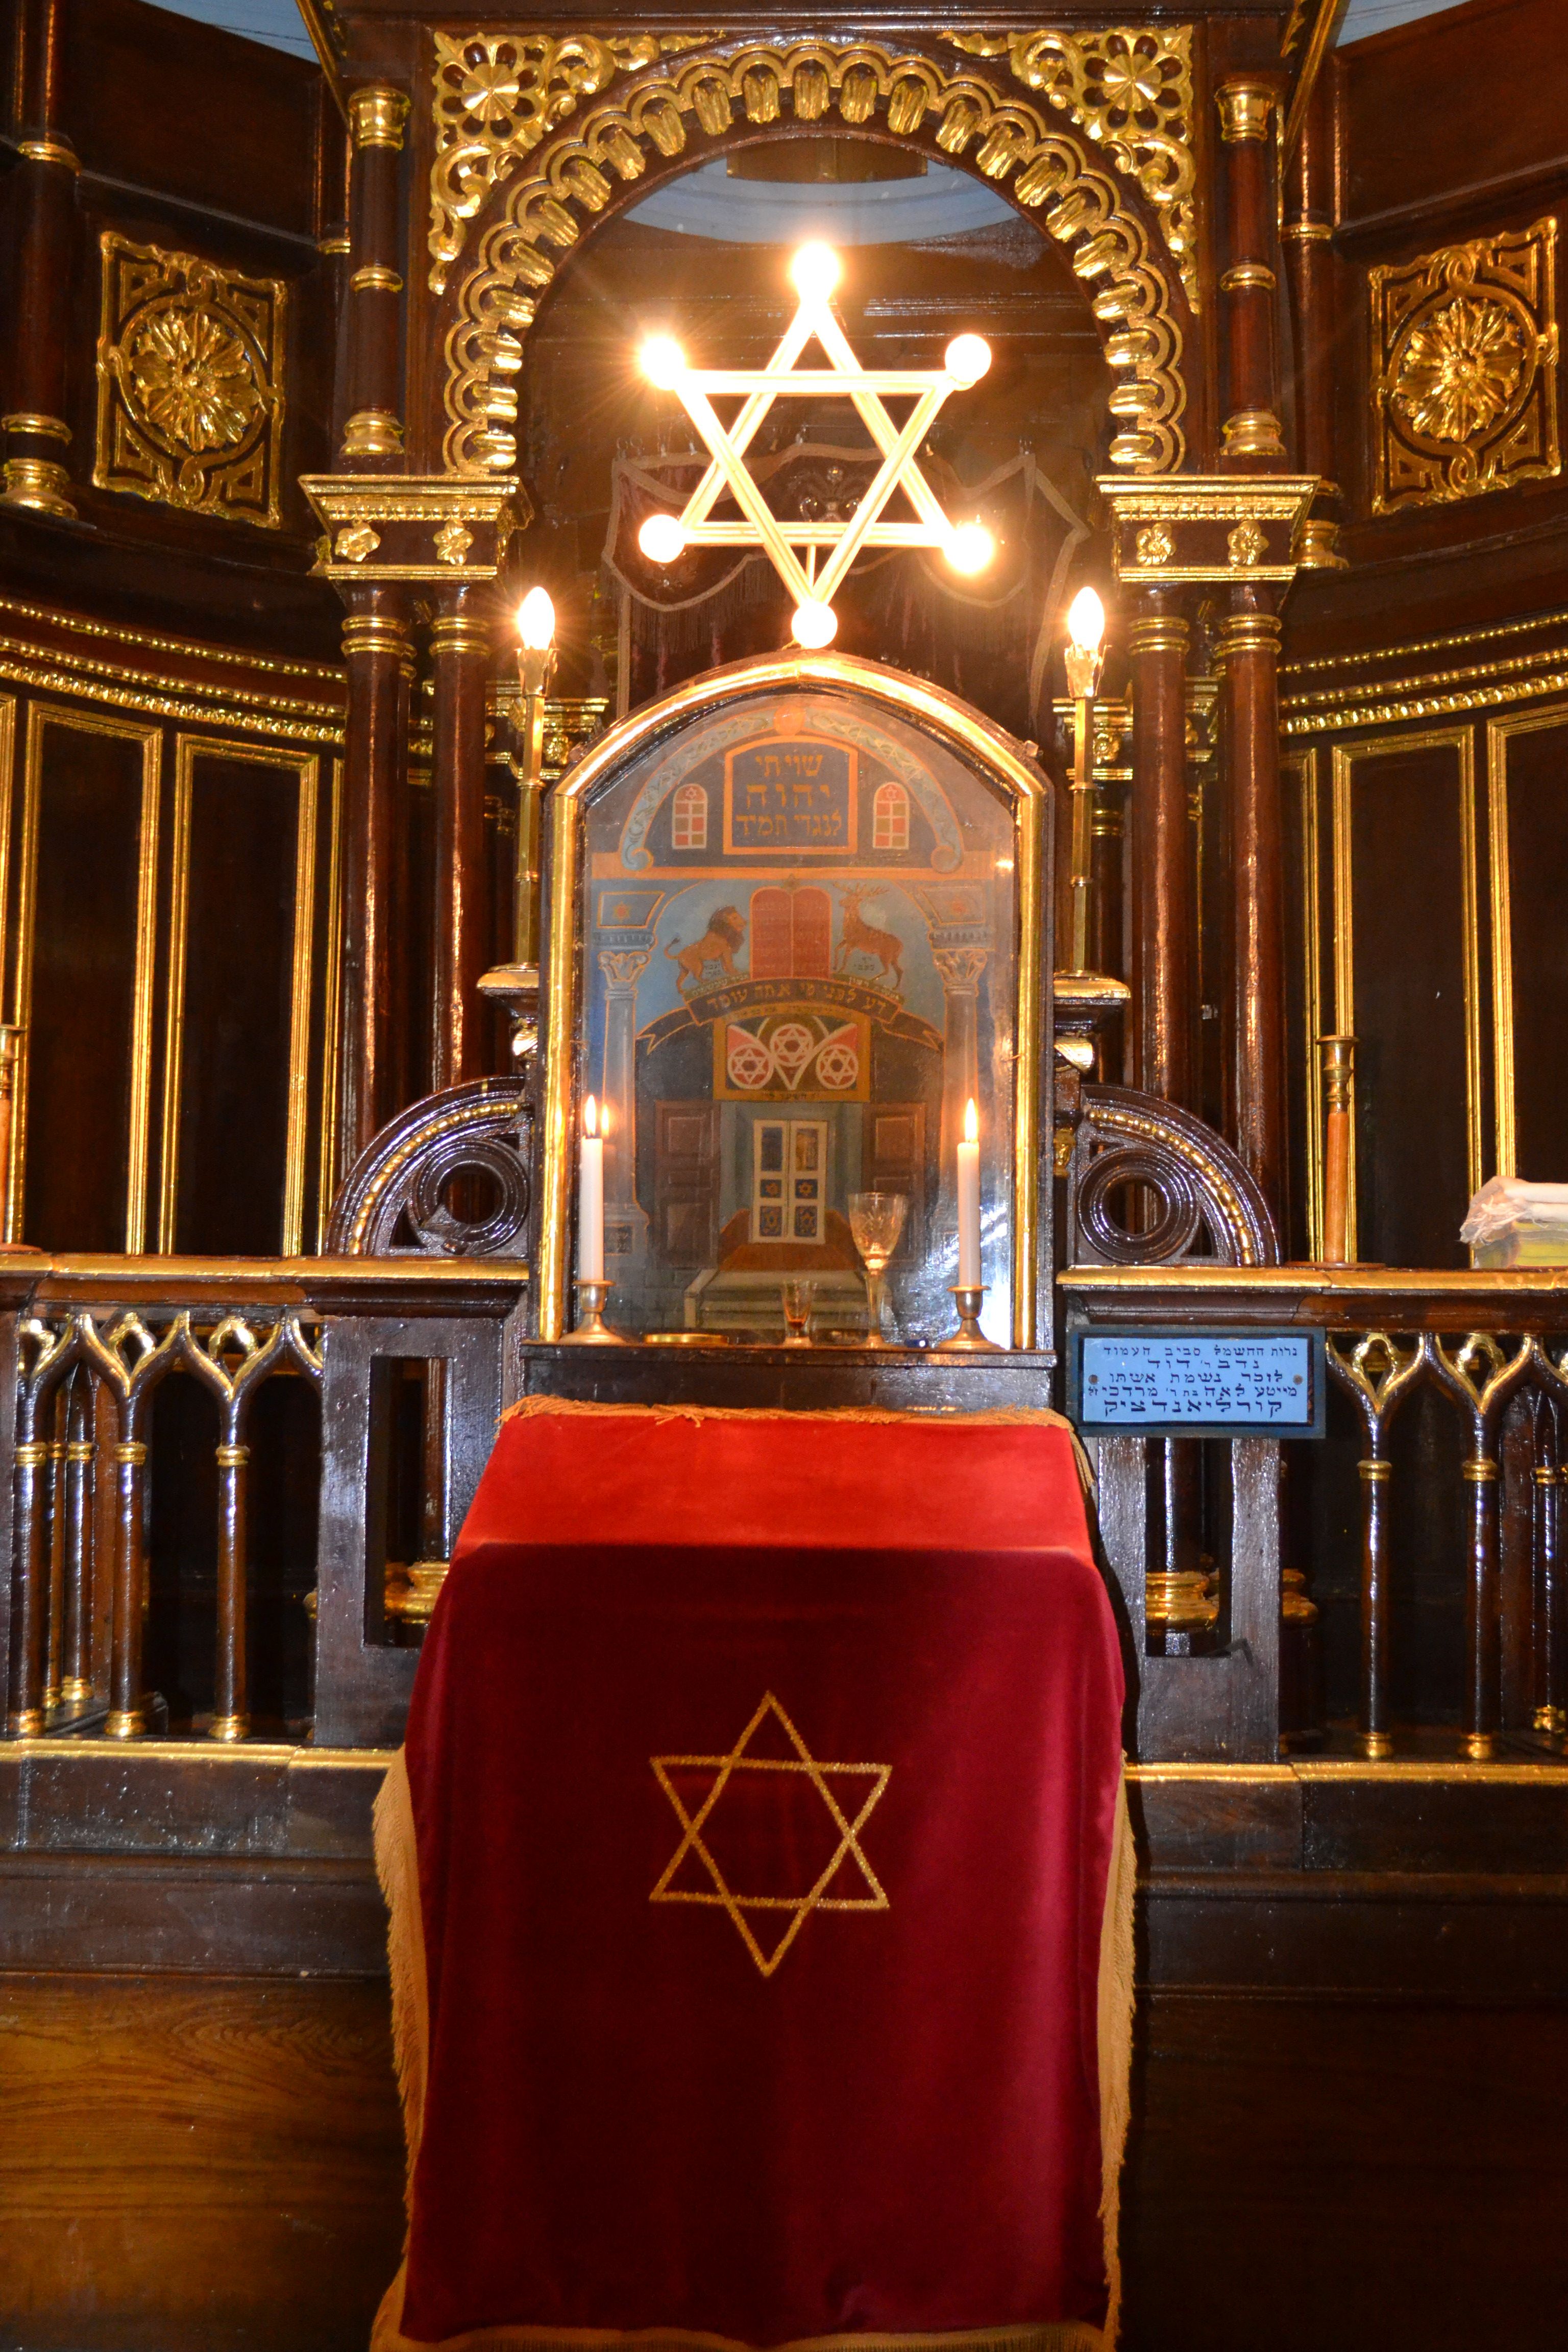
942,27 -> 1197,310
1371,219 -> 1560,513
430,31 -> 722,291
95,235 -> 285,528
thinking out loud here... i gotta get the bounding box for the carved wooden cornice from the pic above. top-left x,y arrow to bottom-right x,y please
1097,474 -> 1318,584
298,474 -> 529,585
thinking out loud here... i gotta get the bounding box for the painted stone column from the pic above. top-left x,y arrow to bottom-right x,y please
597,949 -> 652,1254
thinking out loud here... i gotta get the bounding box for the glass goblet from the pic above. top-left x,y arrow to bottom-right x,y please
780,1279 -> 813,1346
847,1191 -> 908,1346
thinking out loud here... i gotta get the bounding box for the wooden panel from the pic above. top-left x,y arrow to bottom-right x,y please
653,1100 -> 720,1267
0,1973 -> 404,2352
165,745 -> 315,1257
1490,705 -> 1568,1180
1338,0 -> 1568,231
14,707 -> 159,1252
1336,730 -> 1480,1267
1122,1992 -> 1568,2352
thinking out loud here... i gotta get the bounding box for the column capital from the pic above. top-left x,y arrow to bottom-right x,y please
1097,474 -> 1315,588
301,475 -> 530,593
1216,79 -> 1277,143
349,85 -> 409,150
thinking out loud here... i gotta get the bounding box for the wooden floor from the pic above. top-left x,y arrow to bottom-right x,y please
4,1975 -> 1566,2351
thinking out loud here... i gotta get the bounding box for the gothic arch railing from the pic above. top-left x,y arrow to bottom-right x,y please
1065,1083 -> 1281,1269
437,37 -> 1189,478
325,1076 -> 531,1258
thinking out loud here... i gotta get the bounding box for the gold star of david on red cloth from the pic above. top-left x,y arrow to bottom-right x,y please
650,1691 -> 891,1977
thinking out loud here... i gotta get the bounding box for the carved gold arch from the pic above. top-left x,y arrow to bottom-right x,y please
440,40 -> 1190,480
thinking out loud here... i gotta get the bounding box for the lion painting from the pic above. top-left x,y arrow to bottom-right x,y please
665,905 -> 747,994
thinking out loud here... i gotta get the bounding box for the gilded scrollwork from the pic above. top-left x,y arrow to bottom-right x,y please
443,41 -> 1187,481
94,234 -> 285,528
941,27 -> 1197,309
430,30 -> 721,292
1370,217 -> 1560,514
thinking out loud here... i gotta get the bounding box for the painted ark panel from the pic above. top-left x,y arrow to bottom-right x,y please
579,689 -> 1018,1342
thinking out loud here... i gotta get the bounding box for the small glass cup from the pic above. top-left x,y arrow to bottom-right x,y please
780,1279 -> 813,1346
847,1191 -> 908,1346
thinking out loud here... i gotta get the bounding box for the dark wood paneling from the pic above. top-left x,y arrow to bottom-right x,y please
1499,710 -> 1568,1180
20,713 -> 150,1252
0,1973 -> 404,2352
1123,1991 -> 1568,2352
173,752 -> 300,1256
1348,740 -> 1476,1268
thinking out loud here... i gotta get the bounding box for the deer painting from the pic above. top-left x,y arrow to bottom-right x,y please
835,886 -> 904,991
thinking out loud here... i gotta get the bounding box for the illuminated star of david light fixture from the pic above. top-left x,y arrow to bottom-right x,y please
636,243 -> 995,649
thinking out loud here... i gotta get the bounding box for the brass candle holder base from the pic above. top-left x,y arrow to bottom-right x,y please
559,1278 -> 631,1344
935,1285 -> 1003,1353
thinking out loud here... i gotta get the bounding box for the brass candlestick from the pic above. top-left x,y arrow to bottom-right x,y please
560,1277 -> 630,1345
935,1285 -> 1003,1353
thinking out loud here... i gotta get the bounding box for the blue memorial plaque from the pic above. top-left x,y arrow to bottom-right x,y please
1070,1328 -> 1326,1437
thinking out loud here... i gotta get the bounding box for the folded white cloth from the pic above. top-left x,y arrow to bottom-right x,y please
1460,1175 -> 1568,1245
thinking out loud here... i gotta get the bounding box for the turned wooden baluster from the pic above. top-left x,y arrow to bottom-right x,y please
1328,1331 -> 1430,1759
59,1370 -> 95,1709
6,1318 -> 80,1735
189,1315 -> 324,1742
1528,1348 -> 1568,1736
1431,1333 -> 1534,1761
75,1314 -> 187,1739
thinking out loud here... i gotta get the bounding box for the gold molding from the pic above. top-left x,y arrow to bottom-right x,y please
300,472 -> 527,582
0,641 -> 342,745
1285,604 -> 1568,680
430,30 -> 720,290
349,264 -> 403,294
536,650 -> 1049,1348
1289,746 -> 1325,1259
2,413 -> 70,443
340,407 -> 403,460
941,28 -> 1198,310
13,708 -> 162,1248
0,455 -> 74,516
0,596 -> 340,683
317,756 -> 345,1246
17,137 -> 78,170
1099,472 -> 1315,583
1484,699 -> 1568,1184
349,85 -> 408,150
161,740 -> 320,1255
95,233 -> 287,529
1370,216 -> 1560,516
1283,661 -> 1568,737
443,40 -> 1187,478
1216,80 -> 1273,142
1330,726 -> 1483,1252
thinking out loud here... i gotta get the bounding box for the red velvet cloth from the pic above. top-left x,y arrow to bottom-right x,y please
395,1405 -> 1124,2349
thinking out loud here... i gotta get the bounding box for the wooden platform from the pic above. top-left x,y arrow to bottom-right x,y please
3,1747 -> 1565,2352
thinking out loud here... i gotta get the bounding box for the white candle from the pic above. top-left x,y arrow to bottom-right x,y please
957,1097 -> 982,1288
578,1095 -> 604,1283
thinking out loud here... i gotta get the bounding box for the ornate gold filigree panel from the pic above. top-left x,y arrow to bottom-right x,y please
941,27 -> 1196,309
1370,218 -> 1559,515
430,30 -> 721,291
443,40 -> 1187,480
95,235 -> 286,528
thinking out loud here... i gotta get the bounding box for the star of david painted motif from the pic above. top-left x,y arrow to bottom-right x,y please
636,244 -> 995,646
650,1691 -> 891,1977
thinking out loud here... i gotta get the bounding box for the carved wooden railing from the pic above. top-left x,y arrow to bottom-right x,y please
0,1257 -> 527,1747
1062,1266 -> 1568,1764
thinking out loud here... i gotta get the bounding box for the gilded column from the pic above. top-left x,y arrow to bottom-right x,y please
1215,78 -> 1286,469
1282,70 -> 1346,567
429,594 -> 493,1089
341,84 -> 409,464
1218,590 -> 1286,1208
1,0 -> 77,516
338,593 -> 413,1169
1127,592 -> 1193,1107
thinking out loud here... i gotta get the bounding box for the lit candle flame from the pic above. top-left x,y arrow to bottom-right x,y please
517,586 -> 555,650
964,1098 -> 978,1144
584,1094 -> 598,1139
